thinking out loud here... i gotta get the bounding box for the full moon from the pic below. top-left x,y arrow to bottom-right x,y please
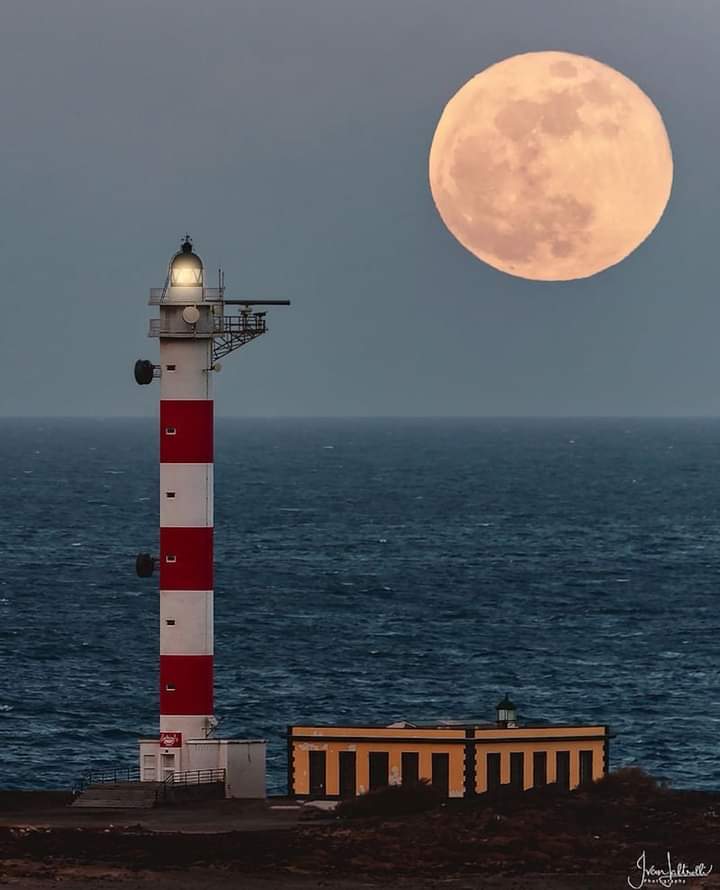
429,51 -> 673,281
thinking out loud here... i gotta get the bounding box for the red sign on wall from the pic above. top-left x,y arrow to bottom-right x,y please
159,732 -> 182,748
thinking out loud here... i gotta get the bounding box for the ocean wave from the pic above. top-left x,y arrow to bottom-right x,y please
3,417 -> 720,791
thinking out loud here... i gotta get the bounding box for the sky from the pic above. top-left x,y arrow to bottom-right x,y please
0,0 -> 717,417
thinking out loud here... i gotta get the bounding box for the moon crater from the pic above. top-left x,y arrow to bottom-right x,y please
429,51 -> 673,280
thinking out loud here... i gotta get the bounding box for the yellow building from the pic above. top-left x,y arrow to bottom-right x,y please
288,696 -> 611,799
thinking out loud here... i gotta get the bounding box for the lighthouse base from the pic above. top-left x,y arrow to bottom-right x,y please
138,738 -> 266,799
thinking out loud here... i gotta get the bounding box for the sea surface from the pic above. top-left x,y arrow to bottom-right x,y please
1,418 -> 719,792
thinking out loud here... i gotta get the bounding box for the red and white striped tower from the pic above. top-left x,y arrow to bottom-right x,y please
136,237 -> 288,784
158,238 -> 213,748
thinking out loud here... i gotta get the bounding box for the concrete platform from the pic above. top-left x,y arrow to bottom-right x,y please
0,792 -> 308,833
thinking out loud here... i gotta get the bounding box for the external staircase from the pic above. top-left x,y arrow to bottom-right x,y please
72,781 -> 161,809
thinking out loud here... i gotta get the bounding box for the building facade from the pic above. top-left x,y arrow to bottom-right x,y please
288,714 -> 610,799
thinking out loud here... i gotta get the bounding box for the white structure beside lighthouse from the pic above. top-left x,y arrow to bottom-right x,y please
135,237 -> 288,798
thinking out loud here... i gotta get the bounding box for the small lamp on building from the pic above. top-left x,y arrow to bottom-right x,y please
496,693 -> 518,728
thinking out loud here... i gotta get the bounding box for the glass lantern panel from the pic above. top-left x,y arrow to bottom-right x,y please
172,266 -> 203,286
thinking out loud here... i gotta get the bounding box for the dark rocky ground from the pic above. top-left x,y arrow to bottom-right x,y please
1,771 -> 719,889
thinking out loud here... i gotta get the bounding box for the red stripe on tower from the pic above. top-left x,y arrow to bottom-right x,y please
160,654 -> 213,715
159,527 -> 213,590
160,400 -> 214,463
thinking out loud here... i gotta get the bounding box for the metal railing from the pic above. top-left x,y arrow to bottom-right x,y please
149,287 -> 223,304
217,315 -> 267,334
172,768 -> 225,786
155,768 -> 226,803
76,766 -> 225,800
148,315 -> 267,338
78,766 -> 140,790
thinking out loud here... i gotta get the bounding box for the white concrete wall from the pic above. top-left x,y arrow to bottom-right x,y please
160,591 -> 213,655
186,740 -> 221,772
160,464 -> 213,527
159,338 -> 212,400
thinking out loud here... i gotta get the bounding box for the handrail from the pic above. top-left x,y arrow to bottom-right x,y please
77,766 -> 226,799
78,766 -> 140,790
149,287 -> 224,304
148,315 -> 267,338
154,768 -> 226,803
170,768 -> 226,786
218,316 -> 266,333
148,288 -> 288,306
154,771 -> 176,804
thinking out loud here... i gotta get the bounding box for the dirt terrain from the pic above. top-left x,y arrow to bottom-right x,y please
1,771 -> 719,890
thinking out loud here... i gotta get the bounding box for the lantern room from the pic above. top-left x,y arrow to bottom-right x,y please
496,694 -> 518,728
170,237 -> 204,287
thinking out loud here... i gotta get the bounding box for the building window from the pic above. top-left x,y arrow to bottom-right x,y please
510,752 -> 524,790
556,751 -> 570,790
309,750 -> 326,796
369,752 -> 389,791
486,752 -> 501,792
533,751 -> 547,787
338,751 -> 356,798
431,752 -> 450,797
401,751 -> 419,786
579,750 -> 594,785
166,491 -> 176,499
166,364 -> 177,371
165,618 -> 176,626
165,427 -> 176,436
165,555 -> 177,564
165,683 -> 176,692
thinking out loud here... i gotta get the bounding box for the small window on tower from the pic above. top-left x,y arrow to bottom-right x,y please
166,555 -> 177,564
166,491 -> 176,499
165,427 -> 176,436
165,683 -> 176,692
166,364 -> 177,371
165,618 -> 176,626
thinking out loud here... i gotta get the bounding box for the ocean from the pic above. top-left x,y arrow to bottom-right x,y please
1,417 -> 719,793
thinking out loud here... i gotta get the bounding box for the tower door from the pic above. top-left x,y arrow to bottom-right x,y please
339,751 -> 357,798
309,750 -> 326,796
431,753 -> 450,797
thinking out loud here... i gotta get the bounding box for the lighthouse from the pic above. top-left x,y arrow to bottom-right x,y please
135,237 -> 288,797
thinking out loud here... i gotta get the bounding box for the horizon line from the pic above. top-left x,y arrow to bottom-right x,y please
2,415 -> 720,421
